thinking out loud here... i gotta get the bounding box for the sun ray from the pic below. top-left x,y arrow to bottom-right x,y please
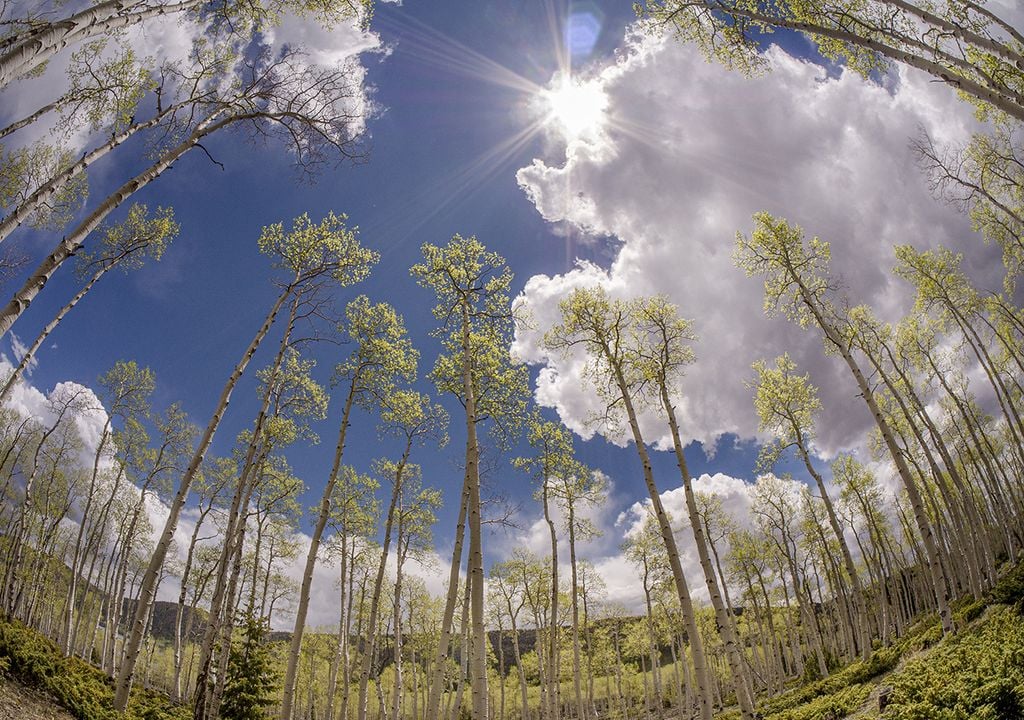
362,119 -> 548,259
359,1 -> 635,270
374,11 -> 542,95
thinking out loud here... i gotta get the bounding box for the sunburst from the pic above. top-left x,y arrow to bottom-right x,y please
541,73 -> 608,140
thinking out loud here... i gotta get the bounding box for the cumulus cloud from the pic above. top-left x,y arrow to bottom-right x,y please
494,465 -> 776,613
0,8 -> 384,161
587,471 -> 868,612
513,28 -> 1006,459
0,356 -> 109,471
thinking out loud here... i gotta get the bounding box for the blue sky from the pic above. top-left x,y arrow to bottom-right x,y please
1,0 -> 762,548
1,0 -> 1011,616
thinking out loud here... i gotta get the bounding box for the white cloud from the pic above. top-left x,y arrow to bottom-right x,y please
494,466 -> 769,614
8,333 -> 36,378
513,28 -> 1005,460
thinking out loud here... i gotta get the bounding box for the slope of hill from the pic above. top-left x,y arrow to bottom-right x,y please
0,672 -> 74,720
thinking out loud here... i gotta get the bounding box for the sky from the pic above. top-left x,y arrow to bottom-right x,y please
0,0 -> 1016,624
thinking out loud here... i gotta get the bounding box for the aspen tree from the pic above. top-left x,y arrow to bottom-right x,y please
0,141 -> 88,234
849,307 -> 996,592
324,467 -> 378,720
411,235 -> 528,720
914,126 -> 1024,287
832,455 -> 904,641
0,45 -> 367,340
552,463 -> 604,720
0,205 -> 177,405
623,517 -> 670,719
638,0 -> 1024,121
752,474 -> 830,679
490,556 -> 532,720
62,361 -> 154,654
103,406 -> 194,666
545,286 -> 715,720
172,457 -> 232,701
202,348 -> 329,718
633,295 -> 757,717
2,385 -> 90,615
736,213 -> 954,633
514,419 -> 578,719
391,477 -> 442,720
0,43 -> 228,248
751,354 -> 873,660
279,296 -> 414,720
356,391 -> 447,720
0,0 -> 373,88
895,245 -> 1024,456
115,212 -> 375,712
195,271 -> 329,720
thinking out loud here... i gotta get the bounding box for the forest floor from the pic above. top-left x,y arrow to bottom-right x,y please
732,588 -> 1024,720
1,567 -> 1022,720
0,673 -> 74,720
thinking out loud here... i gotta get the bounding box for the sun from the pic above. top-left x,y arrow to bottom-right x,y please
541,73 -> 607,140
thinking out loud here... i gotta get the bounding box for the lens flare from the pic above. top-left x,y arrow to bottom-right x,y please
565,4 -> 603,60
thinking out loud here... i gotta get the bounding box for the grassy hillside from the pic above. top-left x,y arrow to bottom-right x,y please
726,564 -> 1024,720
2,566 -> 1023,720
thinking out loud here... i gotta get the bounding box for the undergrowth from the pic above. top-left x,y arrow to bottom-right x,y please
882,605 -> 1024,720
0,619 -> 188,720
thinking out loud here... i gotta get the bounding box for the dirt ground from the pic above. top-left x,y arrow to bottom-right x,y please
0,674 -> 75,720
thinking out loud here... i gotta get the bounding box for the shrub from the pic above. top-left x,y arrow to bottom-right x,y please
991,563 -> 1024,608
0,619 -> 187,720
884,606 -> 1024,720
954,599 -> 987,625
768,684 -> 871,720
757,643 -> 900,717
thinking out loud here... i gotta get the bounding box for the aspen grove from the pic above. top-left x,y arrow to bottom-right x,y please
0,1 -> 1023,720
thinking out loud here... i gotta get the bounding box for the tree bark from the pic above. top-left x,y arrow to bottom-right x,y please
659,381 -> 755,718
113,276 -> 294,712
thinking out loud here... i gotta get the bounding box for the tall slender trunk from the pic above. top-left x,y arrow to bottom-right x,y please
356,436 -> 414,720
63,422 -> 111,653
567,508 -> 585,720
785,265 -> 953,632
505,601 -> 528,720
193,446 -> 267,720
324,534 -> 347,720
0,0 -> 198,88
425,474 -> 469,719
4,390 -> 83,616
173,503 -> 212,701
210,483 -> 258,716
541,477 -> 559,720
0,98 -> 194,248
0,108 -> 243,340
0,93 -> 67,140
280,381 -> 360,720
449,577 -> 473,720
599,337 -> 713,720
658,381 -> 755,718
113,274 -> 296,712
391,541 -> 408,720
458,300 -> 488,720
794,434 -> 872,661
